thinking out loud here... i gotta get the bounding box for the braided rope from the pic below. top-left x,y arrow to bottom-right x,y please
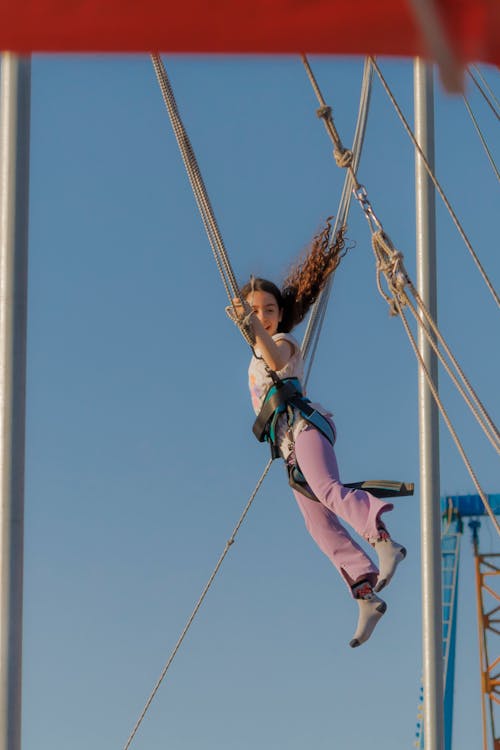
371,230 -> 500,455
302,57 -> 500,534
301,58 -> 374,380
370,58 -> 500,309
125,54 -> 367,747
151,56 -> 234,299
407,284 -> 500,451
394,297 -> 500,537
301,56 -> 362,193
150,55 -> 256,350
127,57 -> 498,748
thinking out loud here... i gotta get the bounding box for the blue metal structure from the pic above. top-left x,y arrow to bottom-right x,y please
414,494 -> 500,750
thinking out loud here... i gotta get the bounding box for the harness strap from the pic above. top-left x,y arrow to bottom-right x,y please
252,377 -> 414,504
286,395 -> 336,446
252,376 -> 335,451
252,378 -> 302,443
289,467 -> 415,502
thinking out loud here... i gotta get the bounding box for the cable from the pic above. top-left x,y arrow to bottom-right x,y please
370,58 -> 500,309
462,95 -> 500,181
123,459 -> 273,750
302,56 -> 500,533
301,58 -> 373,382
468,66 -> 500,120
124,56 -> 372,746
150,54 -> 257,349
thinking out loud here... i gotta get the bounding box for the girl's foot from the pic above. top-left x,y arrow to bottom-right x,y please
373,537 -> 407,592
349,581 -> 387,648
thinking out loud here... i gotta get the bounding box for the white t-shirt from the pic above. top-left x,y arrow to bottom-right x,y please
248,333 -> 331,459
248,333 -> 304,414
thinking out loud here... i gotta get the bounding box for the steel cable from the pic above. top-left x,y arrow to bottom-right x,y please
462,95 -> 500,182
468,66 -> 500,119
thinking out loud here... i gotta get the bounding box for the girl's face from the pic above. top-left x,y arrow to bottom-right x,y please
246,290 -> 283,336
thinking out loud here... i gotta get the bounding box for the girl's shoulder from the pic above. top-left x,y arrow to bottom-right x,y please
272,332 -> 300,352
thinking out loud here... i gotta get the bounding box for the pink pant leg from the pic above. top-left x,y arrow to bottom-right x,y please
294,425 -> 394,541
293,489 -> 378,592
292,425 -> 394,592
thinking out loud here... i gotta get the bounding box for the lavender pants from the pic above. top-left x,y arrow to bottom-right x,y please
292,424 -> 393,594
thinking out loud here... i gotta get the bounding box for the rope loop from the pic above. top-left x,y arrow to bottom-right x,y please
225,303 -> 256,346
372,230 -> 409,316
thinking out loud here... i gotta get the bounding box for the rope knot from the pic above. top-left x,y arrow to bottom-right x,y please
371,230 -> 409,316
334,147 -> 353,168
316,104 -> 332,120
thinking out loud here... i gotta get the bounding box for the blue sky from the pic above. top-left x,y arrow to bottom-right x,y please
13,54 -> 499,749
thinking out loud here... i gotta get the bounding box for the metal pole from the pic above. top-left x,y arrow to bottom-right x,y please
0,53 -> 31,750
414,58 -> 444,750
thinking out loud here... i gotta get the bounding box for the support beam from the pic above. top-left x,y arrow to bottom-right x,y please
414,58 -> 444,750
0,53 -> 31,750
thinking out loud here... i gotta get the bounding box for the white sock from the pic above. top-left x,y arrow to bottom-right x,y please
373,537 -> 407,592
349,582 -> 387,648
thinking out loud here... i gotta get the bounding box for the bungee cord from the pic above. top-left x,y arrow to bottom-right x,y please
369,58 -> 500,309
125,55 -> 498,747
150,54 -> 254,347
123,56 -> 373,748
302,58 -> 374,383
301,56 -> 500,531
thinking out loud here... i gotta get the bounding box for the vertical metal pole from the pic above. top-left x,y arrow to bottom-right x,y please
414,59 -> 443,750
0,53 -> 31,750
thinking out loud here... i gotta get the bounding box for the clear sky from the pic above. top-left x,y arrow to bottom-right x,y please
11,54 -> 499,749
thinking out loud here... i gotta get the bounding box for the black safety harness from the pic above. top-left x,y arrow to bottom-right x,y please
252,374 -> 414,503
252,375 -> 336,500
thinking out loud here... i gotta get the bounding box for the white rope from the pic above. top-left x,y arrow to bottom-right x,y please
371,230 -> 500,454
124,56 -> 371,747
150,54 -> 255,349
122,59 -> 276,749
302,57 -> 500,534
126,56 -> 497,747
123,459 -> 273,750
302,58 -> 373,383
369,57 -> 500,309
394,296 -> 500,537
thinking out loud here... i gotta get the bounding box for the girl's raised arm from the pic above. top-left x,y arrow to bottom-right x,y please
231,296 -> 293,372
249,315 -> 293,372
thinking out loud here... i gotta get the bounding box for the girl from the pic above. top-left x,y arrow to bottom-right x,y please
234,221 -> 406,648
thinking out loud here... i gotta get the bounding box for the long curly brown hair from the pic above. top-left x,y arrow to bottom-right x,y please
241,218 -> 347,333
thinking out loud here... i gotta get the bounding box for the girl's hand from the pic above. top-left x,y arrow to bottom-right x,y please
226,296 -> 253,323
232,296 -> 252,317
227,295 -> 292,372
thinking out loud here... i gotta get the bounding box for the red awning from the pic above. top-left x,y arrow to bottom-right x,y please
0,0 -> 498,66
